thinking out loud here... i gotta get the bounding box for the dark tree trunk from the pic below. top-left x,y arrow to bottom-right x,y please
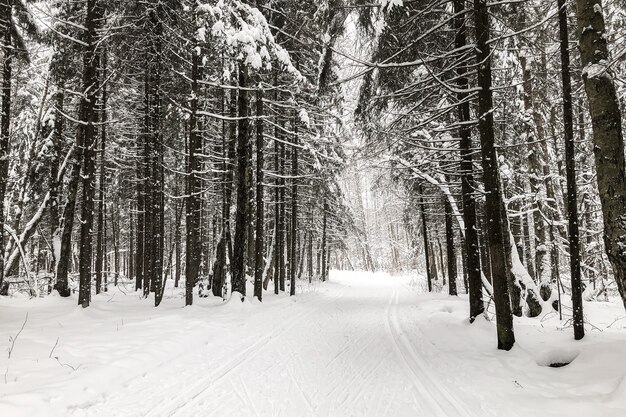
129,202 -> 134,280
307,228 -> 313,283
420,194 -> 432,292
474,0 -> 515,350
559,0 -> 584,338
143,6 -> 165,307
136,96 -> 145,293
111,196 -> 120,285
49,90 -> 64,276
273,132 -> 281,294
0,0 -> 12,292
254,89 -> 264,300
232,64 -> 250,298
575,1 -> 626,312
445,197 -> 457,296
454,0 -> 484,319
56,126 -> 83,297
212,72 -> 235,297
290,118 -> 298,296
321,200 -> 328,282
174,197 -> 182,288
185,26 -> 202,306
94,128 -> 105,293
95,52 -> 107,295
78,0 -> 102,307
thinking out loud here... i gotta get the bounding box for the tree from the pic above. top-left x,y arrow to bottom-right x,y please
474,0 -> 515,350
232,64 -> 250,299
558,0 -> 584,339
77,0 -> 103,307
185,3 -> 202,306
575,0 -> 626,312
454,0 -> 483,319
254,88 -> 264,301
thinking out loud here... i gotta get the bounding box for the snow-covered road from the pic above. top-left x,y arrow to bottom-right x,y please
2,271 -> 626,417
74,274 -> 485,417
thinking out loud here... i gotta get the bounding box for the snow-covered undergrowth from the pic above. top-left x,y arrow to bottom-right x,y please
0,271 -> 625,417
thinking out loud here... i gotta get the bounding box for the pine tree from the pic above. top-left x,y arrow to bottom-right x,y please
576,0 -> 626,312
474,0 -> 515,350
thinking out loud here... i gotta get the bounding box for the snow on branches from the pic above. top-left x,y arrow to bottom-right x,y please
197,0 -> 302,80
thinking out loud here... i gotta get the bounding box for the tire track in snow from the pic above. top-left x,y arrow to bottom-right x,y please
385,284 -> 484,417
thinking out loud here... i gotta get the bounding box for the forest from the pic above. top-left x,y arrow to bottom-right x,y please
2,0 -> 626,416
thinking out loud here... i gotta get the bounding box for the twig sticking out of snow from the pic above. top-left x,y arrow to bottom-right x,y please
49,337 -> 59,358
606,316 -> 626,329
54,357 -> 81,372
7,313 -> 28,359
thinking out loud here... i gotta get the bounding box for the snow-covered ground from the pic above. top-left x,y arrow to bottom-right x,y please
1,271 -> 625,417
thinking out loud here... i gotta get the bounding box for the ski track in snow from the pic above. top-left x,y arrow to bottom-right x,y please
84,277 -> 482,417
385,285 -> 483,417
4,271 -> 624,417
145,300 -> 320,417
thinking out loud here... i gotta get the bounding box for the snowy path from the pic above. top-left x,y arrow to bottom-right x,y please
2,271 -> 626,417
73,275 -> 486,417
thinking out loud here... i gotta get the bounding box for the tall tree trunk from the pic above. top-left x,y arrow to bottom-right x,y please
321,200 -> 328,282
576,0 -> 626,312
290,117 -> 298,296
454,0 -> 484,319
232,64 -> 250,298
520,55 -> 549,285
49,89 -> 64,277
136,97 -> 145,293
307,228 -> 313,283
94,65 -> 106,295
420,193 -> 432,292
474,0 -> 515,350
129,201 -> 134,280
143,6 -> 165,307
185,22 -> 202,306
78,0 -> 102,307
174,196 -> 182,288
0,0 -> 12,292
445,196 -> 457,296
278,127 -> 286,291
273,129 -> 281,294
254,89 -> 264,300
212,70 -> 235,297
559,0 -> 583,338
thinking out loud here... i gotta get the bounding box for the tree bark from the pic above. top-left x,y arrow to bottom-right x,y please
185,20 -> 202,305
559,0 -> 583,338
321,200 -> 328,282
576,0 -> 626,311
0,0 -> 13,291
420,193 -> 432,292
254,88 -> 264,300
474,0 -> 515,350
232,64 -> 250,298
95,51 -> 107,295
445,196 -> 457,296
290,116 -> 298,296
78,0 -> 102,307
454,0 -> 484,319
